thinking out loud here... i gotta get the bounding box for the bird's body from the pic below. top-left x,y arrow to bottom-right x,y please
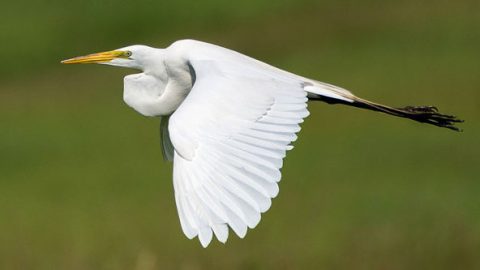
62,39 -> 462,247
116,40 -> 354,117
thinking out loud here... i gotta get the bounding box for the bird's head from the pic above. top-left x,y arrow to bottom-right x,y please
61,45 -> 158,70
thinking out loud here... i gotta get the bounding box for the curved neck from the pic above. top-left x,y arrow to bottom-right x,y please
123,51 -> 194,117
141,49 -> 167,75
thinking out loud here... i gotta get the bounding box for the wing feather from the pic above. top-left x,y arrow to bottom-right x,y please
168,40 -> 312,246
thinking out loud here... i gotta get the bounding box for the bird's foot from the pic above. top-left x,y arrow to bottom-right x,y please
396,105 -> 464,132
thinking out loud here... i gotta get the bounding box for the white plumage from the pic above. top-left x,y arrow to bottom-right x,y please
166,41 -> 322,246
61,39 -> 462,247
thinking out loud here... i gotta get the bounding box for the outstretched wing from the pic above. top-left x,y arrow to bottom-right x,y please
168,41 -> 313,247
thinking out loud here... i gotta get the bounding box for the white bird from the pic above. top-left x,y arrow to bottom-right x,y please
62,39 -> 462,247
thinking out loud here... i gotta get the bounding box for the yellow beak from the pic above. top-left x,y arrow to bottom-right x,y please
61,50 -> 127,64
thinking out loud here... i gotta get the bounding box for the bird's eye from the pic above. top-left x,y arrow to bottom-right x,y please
125,51 -> 132,57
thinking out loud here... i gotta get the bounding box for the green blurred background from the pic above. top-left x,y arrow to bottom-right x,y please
1,0 -> 479,269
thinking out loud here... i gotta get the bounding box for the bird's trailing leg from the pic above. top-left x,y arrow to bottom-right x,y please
389,105 -> 463,131
310,95 -> 464,131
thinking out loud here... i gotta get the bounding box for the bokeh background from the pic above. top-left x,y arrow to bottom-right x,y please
1,0 -> 479,269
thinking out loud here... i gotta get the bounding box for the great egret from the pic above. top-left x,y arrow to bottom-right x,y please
62,39 -> 462,247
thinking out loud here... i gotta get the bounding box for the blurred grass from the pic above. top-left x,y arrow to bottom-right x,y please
1,0 -> 479,269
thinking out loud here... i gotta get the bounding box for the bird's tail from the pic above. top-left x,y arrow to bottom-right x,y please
305,82 -> 464,131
